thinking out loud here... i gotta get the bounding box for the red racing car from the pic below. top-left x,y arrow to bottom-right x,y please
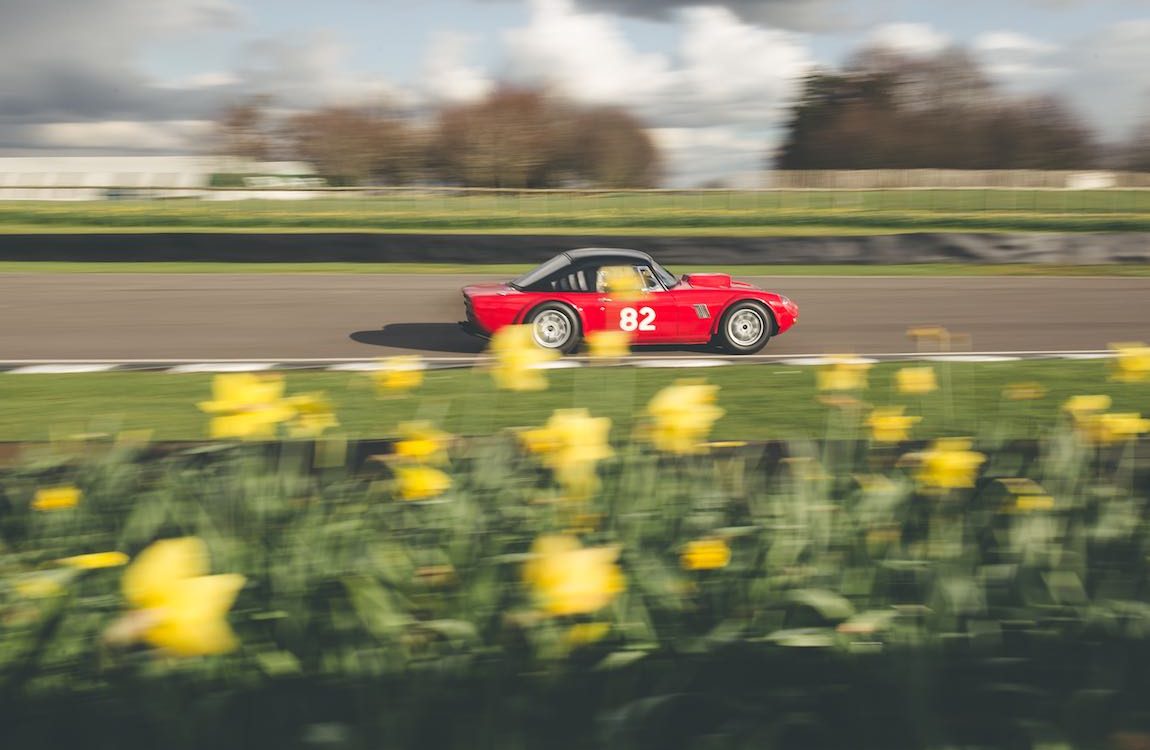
459,247 -> 798,354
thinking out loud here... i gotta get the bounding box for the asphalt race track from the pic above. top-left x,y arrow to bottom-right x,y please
2,273 -> 1148,361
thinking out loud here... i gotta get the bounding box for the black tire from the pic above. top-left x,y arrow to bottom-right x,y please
526,302 -> 582,354
716,300 -> 773,354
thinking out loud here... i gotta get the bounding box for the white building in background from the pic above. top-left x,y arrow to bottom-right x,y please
0,155 -> 325,200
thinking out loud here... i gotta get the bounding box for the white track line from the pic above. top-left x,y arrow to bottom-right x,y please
167,362 -> 278,373
7,364 -> 118,374
0,349 -> 1119,366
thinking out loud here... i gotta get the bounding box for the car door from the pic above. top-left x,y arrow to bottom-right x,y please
590,264 -> 680,343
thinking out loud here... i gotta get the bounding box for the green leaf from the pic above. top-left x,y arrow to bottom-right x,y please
254,650 -> 302,676
342,575 -> 412,639
594,649 -> 650,671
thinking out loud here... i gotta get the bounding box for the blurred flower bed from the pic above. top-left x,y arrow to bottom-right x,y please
3,333 -> 1150,750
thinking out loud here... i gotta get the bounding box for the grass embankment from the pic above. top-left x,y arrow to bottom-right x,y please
2,190 -> 1150,233
1,360 -> 1145,442
4,261 -> 1150,276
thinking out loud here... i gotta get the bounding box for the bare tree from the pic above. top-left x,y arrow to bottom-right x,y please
570,106 -> 661,187
775,45 -> 1099,170
430,87 -> 663,188
282,106 -> 423,185
432,87 -> 571,188
213,95 -> 277,162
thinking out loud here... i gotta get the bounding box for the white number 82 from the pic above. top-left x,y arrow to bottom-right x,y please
620,306 -> 656,332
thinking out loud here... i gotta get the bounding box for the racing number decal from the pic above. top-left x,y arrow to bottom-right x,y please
620,306 -> 656,332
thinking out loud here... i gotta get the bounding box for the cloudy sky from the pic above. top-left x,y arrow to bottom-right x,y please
2,0 -> 1149,184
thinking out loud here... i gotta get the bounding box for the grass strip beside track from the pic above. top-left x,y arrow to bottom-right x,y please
5,262 -> 1150,277
2,192 -> 1150,233
1,360 -> 1145,442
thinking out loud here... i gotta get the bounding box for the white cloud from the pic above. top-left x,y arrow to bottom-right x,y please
495,0 -> 856,33
1078,19 -> 1150,74
237,30 -> 410,108
33,120 -> 214,151
973,31 -> 1062,82
500,0 -> 810,181
677,7 -> 810,118
1054,20 -> 1150,138
504,0 -> 673,103
864,22 -> 950,56
651,126 -> 770,186
420,32 -> 494,104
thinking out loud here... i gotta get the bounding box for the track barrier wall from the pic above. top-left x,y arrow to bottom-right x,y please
3,231 -> 1150,264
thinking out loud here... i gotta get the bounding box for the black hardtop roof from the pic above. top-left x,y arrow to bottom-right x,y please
563,247 -> 653,262
510,247 -> 659,289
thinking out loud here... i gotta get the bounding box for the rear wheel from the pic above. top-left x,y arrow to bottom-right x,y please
527,302 -> 581,354
717,301 -> 773,354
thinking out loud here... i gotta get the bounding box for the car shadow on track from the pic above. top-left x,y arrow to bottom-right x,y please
352,324 -> 740,357
350,323 -> 488,354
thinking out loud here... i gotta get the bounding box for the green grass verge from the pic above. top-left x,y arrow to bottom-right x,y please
4,262 -> 1150,276
1,360 -> 1145,442
2,191 -> 1149,233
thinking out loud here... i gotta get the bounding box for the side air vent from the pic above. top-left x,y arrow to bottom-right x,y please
693,304 -> 711,319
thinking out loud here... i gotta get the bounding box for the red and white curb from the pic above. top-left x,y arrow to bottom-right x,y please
0,350 -> 1120,374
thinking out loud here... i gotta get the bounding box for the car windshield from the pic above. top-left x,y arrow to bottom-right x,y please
651,261 -> 678,288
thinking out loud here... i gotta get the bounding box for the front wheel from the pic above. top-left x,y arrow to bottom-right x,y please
717,301 -> 773,354
527,302 -> 582,354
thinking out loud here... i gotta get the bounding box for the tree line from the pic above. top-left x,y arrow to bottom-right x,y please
215,45 -> 1150,187
214,88 -> 661,188
777,46 -> 1148,172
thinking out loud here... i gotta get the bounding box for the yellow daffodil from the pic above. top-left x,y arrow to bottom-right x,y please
586,330 -> 632,360
599,265 -> 646,302
488,325 -> 560,392
868,406 -> 921,443
394,465 -> 452,501
1015,495 -> 1055,511
1062,394 -> 1112,419
681,538 -> 731,571
198,373 -> 295,440
564,622 -> 611,647
285,392 -> 339,438
1003,382 -> 1047,401
1077,412 -> 1150,445
372,355 -> 425,394
914,437 -> 986,491
1110,342 -> 1150,383
58,551 -> 130,570
998,478 -> 1056,512
521,409 -> 614,468
393,421 -> 452,464
895,366 -> 938,395
118,537 -> 245,657
31,485 -> 81,511
645,380 -> 725,454
817,356 -> 872,392
520,409 -> 613,500
522,534 -> 625,617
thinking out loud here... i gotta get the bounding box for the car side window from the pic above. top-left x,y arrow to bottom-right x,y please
552,268 -> 593,292
595,265 -> 662,293
636,266 -> 661,291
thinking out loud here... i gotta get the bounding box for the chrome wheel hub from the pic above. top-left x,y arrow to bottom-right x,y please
533,311 -> 570,348
727,309 -> 764,346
